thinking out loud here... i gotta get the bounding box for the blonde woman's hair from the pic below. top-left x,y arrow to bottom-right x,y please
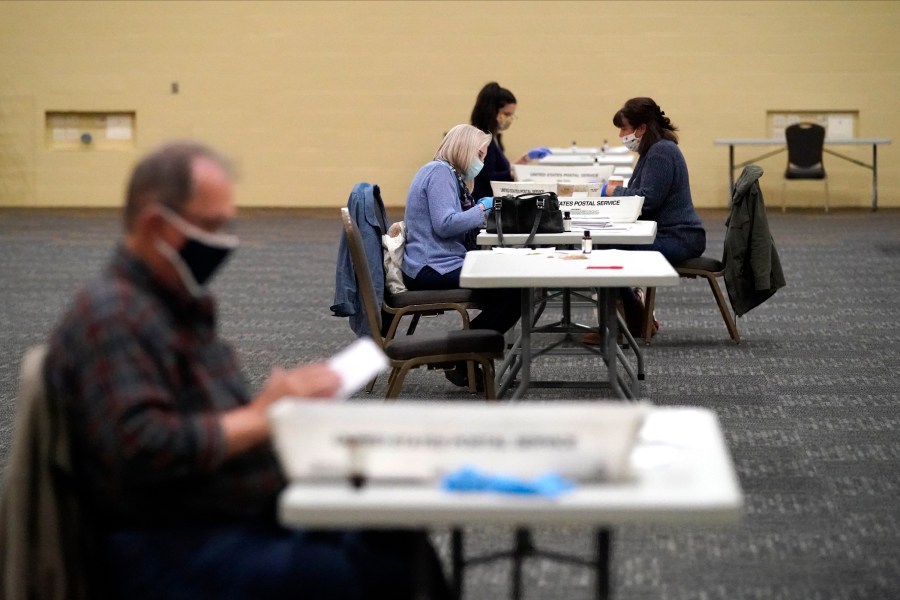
434,124 -> 492,175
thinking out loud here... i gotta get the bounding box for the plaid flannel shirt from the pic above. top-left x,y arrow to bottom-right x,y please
44,245 -> 285,528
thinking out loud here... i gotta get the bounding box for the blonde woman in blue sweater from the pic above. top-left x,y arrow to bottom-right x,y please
402,124 -> 521,387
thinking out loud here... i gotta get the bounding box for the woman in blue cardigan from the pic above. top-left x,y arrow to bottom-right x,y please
603,97 -> 706,335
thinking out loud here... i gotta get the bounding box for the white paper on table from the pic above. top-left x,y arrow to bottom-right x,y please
491,247 -> 556,255
588,224 -> 634,232
327,338 -> 389,399
571,214 -> 614,229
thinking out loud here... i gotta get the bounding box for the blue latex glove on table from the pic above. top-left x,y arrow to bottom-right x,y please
527,146 -> 552,160
441,466 -> 576,498
477,197 -> 493,212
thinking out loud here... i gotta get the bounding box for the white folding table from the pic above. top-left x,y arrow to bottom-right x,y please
459,249 -> 679,400
714,137 -> 892,210
476,220 -> 656,248
278,407 -> 744,600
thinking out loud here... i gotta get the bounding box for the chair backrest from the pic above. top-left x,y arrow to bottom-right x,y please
0,345 -> 92,599
785,122 -> 825,170
332,182 -> 391,338
340,208 -> 386,348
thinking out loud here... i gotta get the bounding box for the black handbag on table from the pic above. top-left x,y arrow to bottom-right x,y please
485,192 -> 564,247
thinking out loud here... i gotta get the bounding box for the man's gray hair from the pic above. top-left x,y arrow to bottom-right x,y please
123,140 -> 234,231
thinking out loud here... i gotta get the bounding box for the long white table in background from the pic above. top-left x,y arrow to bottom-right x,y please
539,153 -> 634,170
540,153 -> 634,166
278,407 -> 744,600
460,249 -> 679,400
713,137 -> 892,210
547,146 -> 631,155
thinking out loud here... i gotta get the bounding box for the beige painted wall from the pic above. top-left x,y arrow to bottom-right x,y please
1,0 -> 898,210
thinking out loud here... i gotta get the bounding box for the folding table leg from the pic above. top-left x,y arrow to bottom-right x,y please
413,534 -> 437,600
595,529 -> 612,600
511,290 -> 534,401
511,528 -> 533,600
451,528 -> 464,600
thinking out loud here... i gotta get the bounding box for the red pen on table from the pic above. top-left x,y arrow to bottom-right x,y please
587,265 -> 623,269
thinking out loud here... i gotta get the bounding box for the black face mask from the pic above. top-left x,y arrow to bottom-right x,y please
156,207 -> 239,297
178,236 -> 234,287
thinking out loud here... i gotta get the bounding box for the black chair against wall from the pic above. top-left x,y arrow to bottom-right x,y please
341,208 -> 505,399
782,122 -> 829,212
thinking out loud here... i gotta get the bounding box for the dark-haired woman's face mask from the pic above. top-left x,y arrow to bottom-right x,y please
620,132 -> 640,152
496,105 -> 517,131
618,122 -> 645,152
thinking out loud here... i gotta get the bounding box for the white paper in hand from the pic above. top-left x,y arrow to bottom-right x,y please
327,338 -> 389,399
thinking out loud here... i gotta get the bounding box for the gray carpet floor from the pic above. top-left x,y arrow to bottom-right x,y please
1,206 -> 899,599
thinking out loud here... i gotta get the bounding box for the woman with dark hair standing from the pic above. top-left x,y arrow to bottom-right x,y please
469,82 -> 550,199
602,97 -> 706,335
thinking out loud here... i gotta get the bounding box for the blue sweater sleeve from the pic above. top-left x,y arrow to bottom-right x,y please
423,167 -> 484,238
613,143 -> 675,214
403,162 -> 484,277
611,140 -> 705,258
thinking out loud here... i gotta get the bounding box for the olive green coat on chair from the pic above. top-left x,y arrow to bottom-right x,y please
723,165 -> 786,317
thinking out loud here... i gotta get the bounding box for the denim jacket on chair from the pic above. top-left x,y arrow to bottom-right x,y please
331,182 -> 389,337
